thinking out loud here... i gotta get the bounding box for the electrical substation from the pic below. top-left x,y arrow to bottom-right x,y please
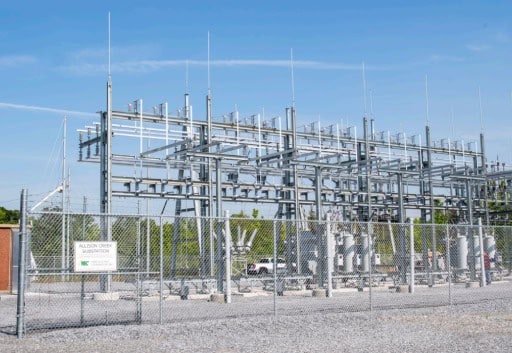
13,62 -> 512,337
74,71 -> 512,294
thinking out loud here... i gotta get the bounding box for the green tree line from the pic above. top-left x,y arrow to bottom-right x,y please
0,206 -> 19,224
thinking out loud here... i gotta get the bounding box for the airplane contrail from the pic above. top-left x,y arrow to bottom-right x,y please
0,102 -> 97,117
61,59 -> 372,74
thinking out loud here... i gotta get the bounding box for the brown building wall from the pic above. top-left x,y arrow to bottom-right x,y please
0,228 -> 12,291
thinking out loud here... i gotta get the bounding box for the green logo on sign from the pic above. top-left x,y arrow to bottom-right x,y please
81,261 -> 89,266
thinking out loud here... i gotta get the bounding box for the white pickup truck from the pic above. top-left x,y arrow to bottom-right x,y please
247,258 -> 287,275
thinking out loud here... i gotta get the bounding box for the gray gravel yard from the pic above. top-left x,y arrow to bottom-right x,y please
1,279 -> 512,353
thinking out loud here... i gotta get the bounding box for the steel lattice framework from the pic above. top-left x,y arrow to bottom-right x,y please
78,82 -> 496,280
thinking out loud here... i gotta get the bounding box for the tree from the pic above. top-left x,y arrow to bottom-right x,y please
31,208 -> 99,261
112,216 -> 140,258
0,206 -> 19,224
31,208 -> 63,258
433,199 -> 457,224
69,213 -> 100,241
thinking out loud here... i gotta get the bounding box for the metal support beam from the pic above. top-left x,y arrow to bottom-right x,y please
215,158 -> 224,292
397,172 -> 407,284
99,78 -> 113,293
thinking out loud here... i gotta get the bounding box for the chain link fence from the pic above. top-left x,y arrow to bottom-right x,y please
12,207 -> 512,336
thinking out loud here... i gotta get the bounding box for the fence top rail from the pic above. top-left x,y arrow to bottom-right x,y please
27,271 -> 160,276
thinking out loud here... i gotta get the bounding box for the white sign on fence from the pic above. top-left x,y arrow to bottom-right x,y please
74,241 -> 117,272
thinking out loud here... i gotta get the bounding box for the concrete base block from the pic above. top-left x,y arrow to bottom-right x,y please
396,285 -> 409,293
210,293 -> 225,303
140,295 -> 160,302
188,294 -> 210,300
312,288 -> 326,297
466,281 -> 480,288
93,292 -> 120,301
164,295 -> 180,301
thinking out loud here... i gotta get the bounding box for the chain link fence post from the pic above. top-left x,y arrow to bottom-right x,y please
216,214 -> 224,293
273,219 -> 277,321
224,210 -> 232,304
136,213 -> 142,323
159,215 -> 164,324
16,188 -> 28,338
368,222 -> 373,314
409,220 -> 415,294
446,223 -> 452,305
478,218 -> 486,287
326,214 -> 333,298
508,227 -> 511,275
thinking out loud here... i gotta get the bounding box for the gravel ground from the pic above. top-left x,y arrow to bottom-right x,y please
2,280 -> 512,353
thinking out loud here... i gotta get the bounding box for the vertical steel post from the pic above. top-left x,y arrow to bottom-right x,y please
291,108 -> 300,274
207,95 -> 214,277
326,214 -> 333,298
364,117 -> 372,222
478,218 -> 486,287
397,173 -> 405,223
398,173 -> 406,284
294,165 -> 301,275
136,202 -> 142,323
105,81 -> 113,275
159,216 -> 164,324
61,115 -> 67,278
409,219 -> 415,293
16,189 -> 28,338
426,126 -> 437,272
100,76 -> 113,292
224,210 -> 231,304
480,133 -> 489,225
368,222 -> 373,313
508,227 -> 512,274
466,178 -> 475,280
146,199 -> 150,275
364,117 -> 373,313
314,166 -> 324,286
273,220 -> 277,320
446,223 -> 452,305
216,158 -> 224,292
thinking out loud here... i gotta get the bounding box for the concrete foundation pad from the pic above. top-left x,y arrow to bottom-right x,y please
396,285 -> 409,293
188,294 -> 210,300
236,292 -> 271,298
312,289 -> 327,297
0,294 -> 16,300
164,295 -> 180,301
210,293 -> 225,303
93,292 -> 120,301
283,290 -> 311,297
466,281 -> 480,288
140,295 -> 160,302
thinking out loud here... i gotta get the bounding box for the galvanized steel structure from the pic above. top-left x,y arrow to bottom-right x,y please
78,82 -> 497,281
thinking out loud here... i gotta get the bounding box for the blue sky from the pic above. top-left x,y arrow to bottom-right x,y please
1,0 -> 511,212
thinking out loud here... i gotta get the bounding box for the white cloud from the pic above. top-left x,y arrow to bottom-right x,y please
0,55 -> 36,67
60,59 -> 376,75
68,44 -> 161,62
0,102 -> 97,117
429,54 -> 465,63
466,44 -> 491,52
